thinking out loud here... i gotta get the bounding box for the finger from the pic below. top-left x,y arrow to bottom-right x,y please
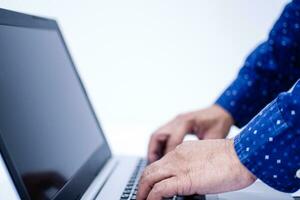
165,121 -> 194,154
146,177 -> 179,200
165,129 -> 186,154
137,159 -> 174,200
165,135 -> 182,154
147,133 -> 169,163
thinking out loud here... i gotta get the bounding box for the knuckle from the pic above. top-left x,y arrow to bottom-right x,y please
139,174 -> 149,187
175,113 -> 187,121
174,143 -> 185,152
171,148 -> 181,159
142,168 -> 151,178
142,163 -> 158,178
175,141 -> 192,152
140,170 -> 150,183
148,162 -> 158,172
172,146 -> 187,161
152,183 -> 164,194
150,132 -> 158,140
175,143 -> 183,149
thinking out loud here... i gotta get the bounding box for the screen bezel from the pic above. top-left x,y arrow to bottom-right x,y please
0,8 -> 112,200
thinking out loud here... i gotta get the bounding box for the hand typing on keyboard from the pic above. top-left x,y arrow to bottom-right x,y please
137,139 -> 256,200
147,105 -> 234,163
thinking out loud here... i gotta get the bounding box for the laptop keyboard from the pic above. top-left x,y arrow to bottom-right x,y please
120,159 -> 206,200
120,159 -> 146,200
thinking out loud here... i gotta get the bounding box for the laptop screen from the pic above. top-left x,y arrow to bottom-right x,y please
0,24 -> 106,199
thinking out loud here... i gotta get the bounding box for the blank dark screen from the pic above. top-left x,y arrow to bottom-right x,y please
0,25 -> 103,199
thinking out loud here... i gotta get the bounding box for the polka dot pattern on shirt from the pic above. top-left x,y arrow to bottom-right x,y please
216,1 -> 300,128
234,96 -> 300,192
215,1 -> 300,193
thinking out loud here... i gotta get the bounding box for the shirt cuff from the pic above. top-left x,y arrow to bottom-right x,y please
234,99 -> 300,193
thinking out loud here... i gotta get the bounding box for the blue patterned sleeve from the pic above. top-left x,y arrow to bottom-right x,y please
234,80 -> 300,193
216,0 -> 300,127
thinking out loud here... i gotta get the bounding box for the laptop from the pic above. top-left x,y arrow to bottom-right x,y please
0,8 -> 294,200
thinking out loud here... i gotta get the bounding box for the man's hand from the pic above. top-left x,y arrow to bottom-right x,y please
147,105 -> 234,163
138,139 -> 256,200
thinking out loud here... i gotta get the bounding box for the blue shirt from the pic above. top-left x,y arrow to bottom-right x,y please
216,0 -> 300,193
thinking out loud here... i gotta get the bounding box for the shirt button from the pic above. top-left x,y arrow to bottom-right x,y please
296,169 -> 300,179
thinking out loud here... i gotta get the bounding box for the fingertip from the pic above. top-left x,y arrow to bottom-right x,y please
148,133 -> 169,162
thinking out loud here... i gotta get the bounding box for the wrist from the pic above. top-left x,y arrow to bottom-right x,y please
227,139 -> 257,189
213,104 -> 234,126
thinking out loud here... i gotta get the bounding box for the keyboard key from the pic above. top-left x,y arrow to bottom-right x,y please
121,193 -> 130,198
120,159 -> 152,200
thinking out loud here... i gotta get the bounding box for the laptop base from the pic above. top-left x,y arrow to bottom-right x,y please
81,155 -> 293,200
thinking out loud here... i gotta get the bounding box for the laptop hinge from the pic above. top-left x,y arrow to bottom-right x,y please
80,157 -> 119,200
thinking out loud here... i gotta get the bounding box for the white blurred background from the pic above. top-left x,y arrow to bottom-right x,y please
1,0 -> 288,156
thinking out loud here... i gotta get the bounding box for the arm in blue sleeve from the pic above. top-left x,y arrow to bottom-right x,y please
216,1 -> 300,127
234,80 -> 300,193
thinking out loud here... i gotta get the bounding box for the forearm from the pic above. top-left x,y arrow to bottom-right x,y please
234,80 -> 300,192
